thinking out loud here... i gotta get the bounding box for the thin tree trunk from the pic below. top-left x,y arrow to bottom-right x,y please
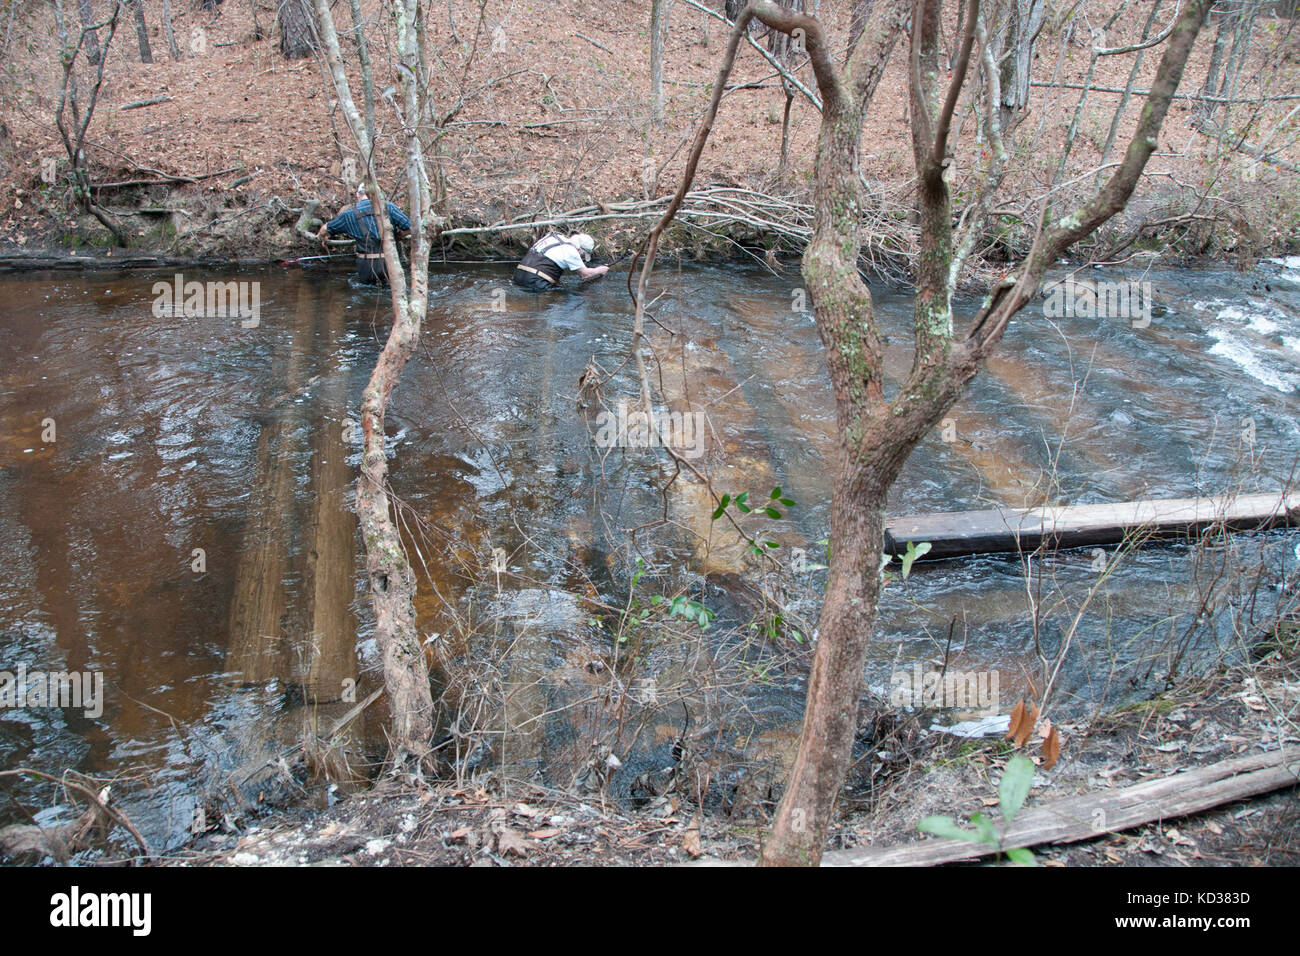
311,0 -> 436,758
651,0 -> 666,127
1200,1 -> 1234,106
1098,0 -> 1163,180
77,0 -> 100,65
50,0 -> 130,245
1217,0 -> 1259,128
130,0 -> 151,62
846,0 -> 873,64
347,0 -> 375,138
777,81 -> 794,174
1000,0 -> 1046,126
161,0 -> 180,59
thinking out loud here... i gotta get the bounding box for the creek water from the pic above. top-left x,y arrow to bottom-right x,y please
1,257 -> 1297,851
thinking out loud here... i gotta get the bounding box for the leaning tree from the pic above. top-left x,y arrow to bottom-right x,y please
309,0 -> 437,757
634,0 -> 1212,865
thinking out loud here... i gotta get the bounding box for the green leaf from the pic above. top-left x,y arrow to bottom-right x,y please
778,497 -> 796,507
791,630 -> 804,644
711,493 -> 731,521
999,755 -> 1034,825
917,816 -> 983,843
737,502 -> 752,514
770,486 -> 782,499
969,813 -> 999,847
1005,847 -> 1036,866
899,540 -> 932,578
763,507 -> 782,520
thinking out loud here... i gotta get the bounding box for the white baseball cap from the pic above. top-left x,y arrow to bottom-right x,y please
356,183 -> 368,200
570,233 -> 595,259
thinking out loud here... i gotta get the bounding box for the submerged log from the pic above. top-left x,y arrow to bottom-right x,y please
295,295 -> 357,703
886,491 -> 1300,559
225,281 -> 315,684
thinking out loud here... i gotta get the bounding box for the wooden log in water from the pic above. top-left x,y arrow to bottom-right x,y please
296,296 -> 357,704
886,492 -> 1300,560
225,282 -> 315,684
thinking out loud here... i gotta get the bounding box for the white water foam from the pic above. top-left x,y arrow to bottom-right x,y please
1204,298 -> 1300,393
1265,256 -> 1300,284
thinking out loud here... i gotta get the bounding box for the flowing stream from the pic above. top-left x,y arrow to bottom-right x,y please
1,257 -> 1297,850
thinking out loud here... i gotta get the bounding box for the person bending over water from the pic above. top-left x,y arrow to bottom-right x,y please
512,232 -> 608,291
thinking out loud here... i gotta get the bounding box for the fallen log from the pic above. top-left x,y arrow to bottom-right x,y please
886,491 -> 1300,560
120,95 -> 173,110
821,745 -> 1300,867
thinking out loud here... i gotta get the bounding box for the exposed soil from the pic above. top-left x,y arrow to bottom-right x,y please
1,1 -> 1297,265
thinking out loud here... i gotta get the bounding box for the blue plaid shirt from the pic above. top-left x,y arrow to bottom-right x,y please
325,199 -> 411,240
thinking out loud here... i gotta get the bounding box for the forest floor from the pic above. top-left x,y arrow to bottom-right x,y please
1,1 -> 1298,265
163,615 -> 1299,867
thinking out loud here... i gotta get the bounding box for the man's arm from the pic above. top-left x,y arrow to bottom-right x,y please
317,208 -> 351,242
576,264 -> 609,280
387,202 -> 412,237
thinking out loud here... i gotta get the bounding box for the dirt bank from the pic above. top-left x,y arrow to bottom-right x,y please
1,1 -> 1297,268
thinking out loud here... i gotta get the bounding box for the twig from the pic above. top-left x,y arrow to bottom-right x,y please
575,33 -> 612,54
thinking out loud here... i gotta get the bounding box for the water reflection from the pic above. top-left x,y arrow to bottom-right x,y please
0,259 -> 1296,849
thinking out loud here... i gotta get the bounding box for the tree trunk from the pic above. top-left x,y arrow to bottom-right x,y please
130,0 -> 151,62
280,0 -> 316,59
997,0 -> 1046,128
650,0 -> 666,127
311,0 -> 436,758
161,0 -> 180,59
1216,0 -> 1259,126
77,0 -> 100,65
846,0 -> 873,64
50,0 -> 130,246
347,0 -> 375,138
777,80 -> 794,175
1198,1 -> 1238,120
1098,0 -> 1163,179
753,0 -> 1209,868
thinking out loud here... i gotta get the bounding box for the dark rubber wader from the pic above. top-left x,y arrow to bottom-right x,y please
512,235 -> 570,291
355,222 -> 388,286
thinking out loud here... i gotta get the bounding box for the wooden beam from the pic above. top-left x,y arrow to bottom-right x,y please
821,746 -> 1300,867
885,492 -> 1300,559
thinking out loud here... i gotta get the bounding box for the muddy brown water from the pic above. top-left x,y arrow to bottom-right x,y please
1,259 -> 1297,852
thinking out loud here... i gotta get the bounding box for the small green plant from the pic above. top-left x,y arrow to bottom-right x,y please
590,557 -> 717,650
881,539 -> 930,583
710,485 -> 796,557
651,593 -> 715,631
916,754 -> 1036,865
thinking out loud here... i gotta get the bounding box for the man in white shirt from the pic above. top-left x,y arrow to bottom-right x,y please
512,232 -> 609,291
